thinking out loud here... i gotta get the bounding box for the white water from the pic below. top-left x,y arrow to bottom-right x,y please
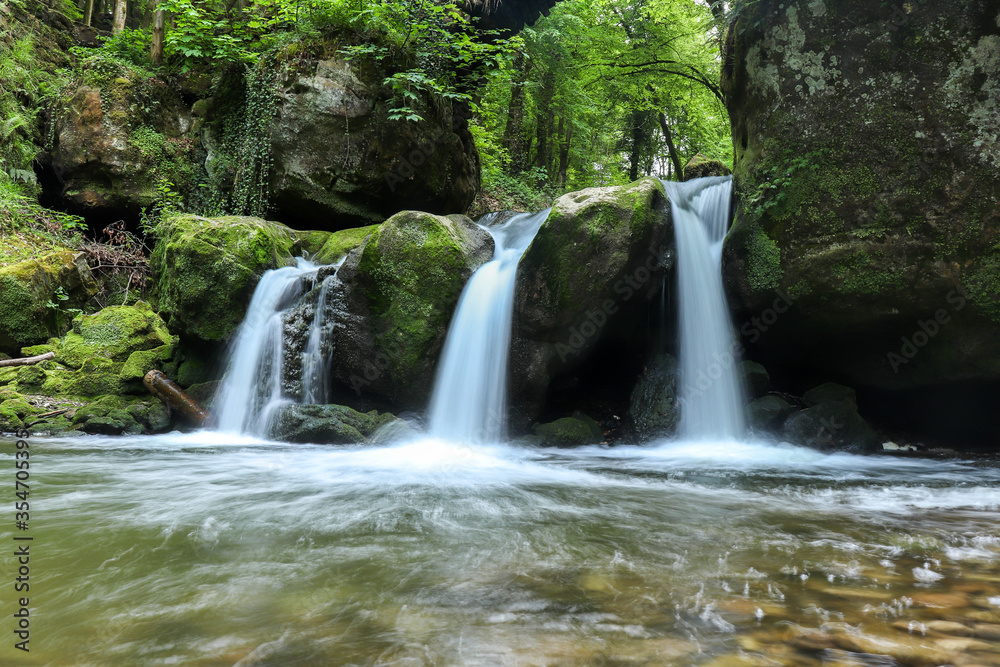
214,258 -> 339,435
14,432 -> 1000,665
428,209 -> 550,442
664,176 -> 745,440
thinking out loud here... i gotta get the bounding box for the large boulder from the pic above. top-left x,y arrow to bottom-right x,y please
0,250 -> 97,353
13,302 -> 178,398
721,1 -> 1000,392
267,57 -> 480,228
149,215 -> 302,343
49,56 -> 196,216
511,177 -> 673,425
323,211 -> 494,408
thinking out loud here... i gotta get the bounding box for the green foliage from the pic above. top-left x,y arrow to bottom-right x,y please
0,33 -> 43,194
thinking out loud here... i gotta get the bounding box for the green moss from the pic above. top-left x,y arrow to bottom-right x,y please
532,414 -> 603,446
358,211 -> 472,382
42,357 -> 125,397
120,345 -> 174,381
150,215 -> 299,342
962,255 -> 1000,323
314,225 -> 379,264
57,301 -> 176,369
0,397 -> 37,431
745,223 -> 782,292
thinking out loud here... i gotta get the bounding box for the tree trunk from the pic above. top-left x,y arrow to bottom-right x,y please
151,7 -> 165,64
83,0 -> 94,26
557,116 -> 571,189
112,0 -> 126,33
658,112 -> 685,181
628,110 -> 646,182
503,52 -> 529,176
0,351 -> 54,368
534,69 -> 555,175
144,370 -> 210,427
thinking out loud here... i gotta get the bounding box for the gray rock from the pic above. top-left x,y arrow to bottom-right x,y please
628,353 -> 680,441
270,403 -> 397,444
747,395 -> 792,432
783,402 -> 878,453
741,360 -> 770,399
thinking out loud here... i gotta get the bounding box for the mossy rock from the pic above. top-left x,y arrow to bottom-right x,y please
0,397 -> 38,431
0,251 -> 97,353
149,215 -> 301,343
802,382 -> 857,408
55,301 -> 176,369
511,177 -> 672,425
683,154 -> 732,180
328,210 -> 494,408
721,1 -> 1000,393
270,403 -> 397,444
532,413 -> 603,447
783,401 -> 878,454
313,224 -> 379,265
41,357 -> 126,397
71,395 -> 170,435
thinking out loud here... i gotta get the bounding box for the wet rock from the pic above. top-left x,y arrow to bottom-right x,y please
71,395 -> 169,435
747,395 -> 792,432
532,413 -> 603,447
270,403 -> 397,444
783,401 -> 878,453
683,154 -> 731,181
802,382 -> 856,408
628,353 -> 680,441
740,360 -> 770,398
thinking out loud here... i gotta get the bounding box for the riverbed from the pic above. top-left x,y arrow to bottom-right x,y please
5,434 -> 1000,665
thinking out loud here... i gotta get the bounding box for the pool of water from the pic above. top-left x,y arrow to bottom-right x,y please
4,434 -> 1000,666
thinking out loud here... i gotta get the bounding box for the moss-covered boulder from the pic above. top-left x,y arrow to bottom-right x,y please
0,251 -> 97,353
532,413 -> 604,447
71,395 -> 171,436
267,57 -> 480,228
149,215 -> 300,343
49,56 -> 197,216
683,154 -> 732,181
327,211 -> 494,408
628,353 -> 680,442
8,303 -> 177,399
747,395 -> 793,433
270,403 -> 398,444
721,1 -> 1000,392
511,177 -> 672,424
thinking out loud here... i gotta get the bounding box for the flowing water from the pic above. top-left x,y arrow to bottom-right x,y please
665,176 -> 746,441
427,209 -> 550,443
215,259 -> 339,436
7,433 -> 1000,666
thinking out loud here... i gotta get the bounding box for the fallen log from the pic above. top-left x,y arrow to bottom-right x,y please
0,351 -> 55,368
143,370 -> 210,427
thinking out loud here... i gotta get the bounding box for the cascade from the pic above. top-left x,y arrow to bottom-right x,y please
214,258 -> 339,435
663,176 -> 745,440
427,209 -> 550,442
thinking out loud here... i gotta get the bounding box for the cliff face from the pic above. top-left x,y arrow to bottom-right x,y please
721,0 -> 1000,392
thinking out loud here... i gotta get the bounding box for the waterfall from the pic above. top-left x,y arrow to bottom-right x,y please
428,209 -> 550,443
215,258 -> 338,435
663,176 -> 745,440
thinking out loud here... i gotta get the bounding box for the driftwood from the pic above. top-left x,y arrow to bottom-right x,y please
0,351 -> 55,368
143,370 -> 210,427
